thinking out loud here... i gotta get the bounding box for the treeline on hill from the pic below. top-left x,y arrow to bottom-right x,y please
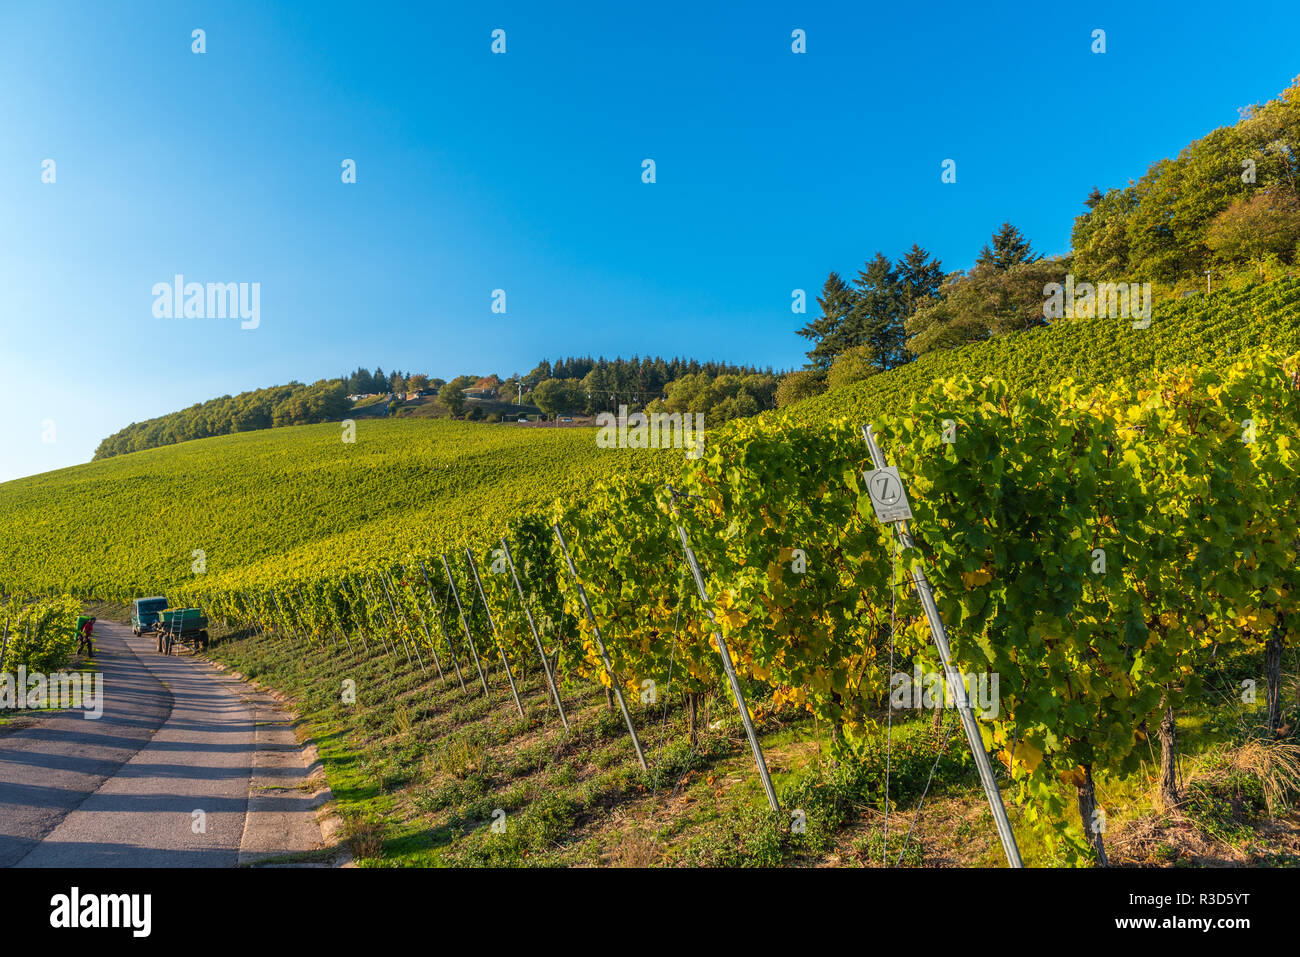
518,355 -> 780,424
93,380 -> 349,459
93,356 -> 781,458
354,356 -> 782,424
784,74 -> 1300,407
1073,76 -> 1300,283
343,367 -> 444,395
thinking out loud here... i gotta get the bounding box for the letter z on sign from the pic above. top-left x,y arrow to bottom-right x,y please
862,467 -> 914,524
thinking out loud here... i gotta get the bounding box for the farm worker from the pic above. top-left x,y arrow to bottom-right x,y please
79,617 -> 95,654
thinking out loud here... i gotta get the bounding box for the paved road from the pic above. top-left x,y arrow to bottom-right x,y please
0,621 -> 324,867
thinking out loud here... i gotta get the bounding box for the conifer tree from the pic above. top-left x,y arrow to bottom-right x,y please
849,253 -> 904,371
897,243 -> 945,317
976,222 -> 1039,270
798,271 -> 858,369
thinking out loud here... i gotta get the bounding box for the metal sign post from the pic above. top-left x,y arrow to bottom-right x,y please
861,424 -> 1023,868
552,523 -> 648,771
420,561 -> 467,691
441,553 -> 491,695
501,537 -> 569,731
674,524 -> 781,813
466,548 -> 525,717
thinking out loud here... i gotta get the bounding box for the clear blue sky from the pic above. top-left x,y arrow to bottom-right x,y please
2,0 -> 1298,482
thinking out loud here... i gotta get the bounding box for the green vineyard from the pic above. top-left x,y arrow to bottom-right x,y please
3,279 -> 1299,864
189,347 -> 1300,863
0,418 -> 664,597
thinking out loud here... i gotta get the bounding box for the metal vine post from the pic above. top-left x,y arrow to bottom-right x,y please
501,536 -> 569,730
552,523 -> 648,771
669,499 -> 780,813
419,561 -> 467,691
441,553 -> 491,694
860,423 -> 1023,868
465,547 -> 524,717
381,568 -> 426,672
365,575 -> 408,663
396,564 -> 446,684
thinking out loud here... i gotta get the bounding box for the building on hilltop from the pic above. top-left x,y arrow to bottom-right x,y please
464,375 -> 500,400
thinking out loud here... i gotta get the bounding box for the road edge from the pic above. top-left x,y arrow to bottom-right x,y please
203,657 -> 353,868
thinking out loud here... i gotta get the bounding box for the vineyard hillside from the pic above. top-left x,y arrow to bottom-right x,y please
0,419 -> 661,598
5,280 -> 1298,869
1,278 -> 1297,600
785,278 -> 1300,424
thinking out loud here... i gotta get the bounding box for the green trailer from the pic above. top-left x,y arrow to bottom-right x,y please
156,607 -> 209,655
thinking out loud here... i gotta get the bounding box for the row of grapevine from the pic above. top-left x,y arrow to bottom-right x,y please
0,594 -> 82,675
179,351 -> 1300,861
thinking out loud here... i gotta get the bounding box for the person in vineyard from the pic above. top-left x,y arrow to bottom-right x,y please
77,616 -> 95,656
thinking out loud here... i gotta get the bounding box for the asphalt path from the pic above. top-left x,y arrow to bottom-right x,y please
0,620 -> 323,867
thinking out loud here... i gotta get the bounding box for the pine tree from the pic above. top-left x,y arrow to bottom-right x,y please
846,253 -> 904,371
798,272 -> 858,369
897,244 -> 945,317
581,364 -> 613,414
976,222 -> 1039,270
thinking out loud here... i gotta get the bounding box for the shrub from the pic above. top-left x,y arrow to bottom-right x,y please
1,596 -> 79,674
825,345 -> 879,390
774,370 -> 827,408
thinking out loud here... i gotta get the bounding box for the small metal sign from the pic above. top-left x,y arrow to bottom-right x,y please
862,467 -> 913,523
